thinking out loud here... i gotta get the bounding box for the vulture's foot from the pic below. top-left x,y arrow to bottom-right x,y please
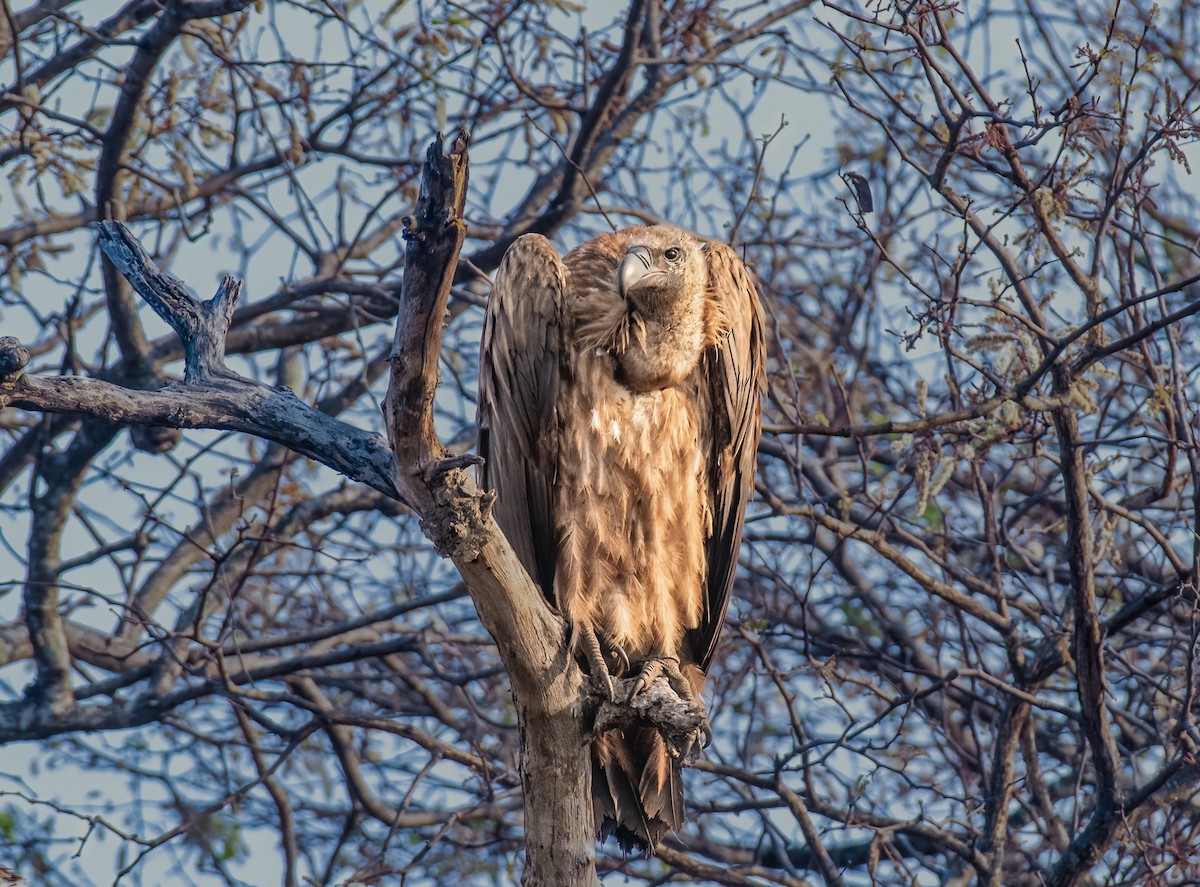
570,621 -> 629,701
627,657 -> 713,756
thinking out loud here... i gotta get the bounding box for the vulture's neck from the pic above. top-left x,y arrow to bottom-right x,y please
578,285 -> 707,392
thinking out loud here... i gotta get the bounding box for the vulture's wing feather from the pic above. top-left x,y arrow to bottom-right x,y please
691,241 -> 765,672
477,234 -> 566,600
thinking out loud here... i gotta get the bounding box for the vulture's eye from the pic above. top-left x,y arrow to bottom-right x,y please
664,247 -> 682,262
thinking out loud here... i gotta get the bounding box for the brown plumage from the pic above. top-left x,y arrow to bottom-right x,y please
477,225 -> 764,851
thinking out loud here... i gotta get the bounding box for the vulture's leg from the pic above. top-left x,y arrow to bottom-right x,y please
626,657 -> 713,756
570,621 -> 628,700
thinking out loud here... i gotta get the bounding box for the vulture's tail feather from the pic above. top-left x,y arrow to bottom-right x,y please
593,727 -> 682,852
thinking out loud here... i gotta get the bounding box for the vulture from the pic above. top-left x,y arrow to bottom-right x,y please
477,224 -> 764,850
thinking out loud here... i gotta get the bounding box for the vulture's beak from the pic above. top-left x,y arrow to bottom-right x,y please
618,246 -> 656,299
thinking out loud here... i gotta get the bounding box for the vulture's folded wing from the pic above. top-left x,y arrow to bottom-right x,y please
477,234 -> 567,600
692,241 -> 766,672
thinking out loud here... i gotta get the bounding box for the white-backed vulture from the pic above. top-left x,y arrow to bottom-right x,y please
478,225 -> 764,850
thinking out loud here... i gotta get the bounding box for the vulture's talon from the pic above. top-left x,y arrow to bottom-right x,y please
625,658 -> 661,703
627,656 -> 695,705
685,716 -> 713,758
592,670 -> 616,703
609,641 -> 630,677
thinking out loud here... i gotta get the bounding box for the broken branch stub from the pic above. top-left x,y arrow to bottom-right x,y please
96,220 -> 241,382
383,129 -> 471,489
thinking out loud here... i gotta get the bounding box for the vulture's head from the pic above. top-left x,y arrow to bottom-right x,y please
612,226 -> 711,391
617,227 -> 707,320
